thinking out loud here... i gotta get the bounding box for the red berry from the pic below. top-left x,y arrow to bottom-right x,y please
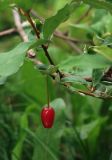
41,106 -> 55,128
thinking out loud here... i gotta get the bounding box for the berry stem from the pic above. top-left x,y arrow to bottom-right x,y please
46,75 -> 50,107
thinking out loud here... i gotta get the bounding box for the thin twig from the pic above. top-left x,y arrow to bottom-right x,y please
1,8 -> 111,99
12,8 -> 42,65
0,28 -> 16,36
30,9 -> 88,53
46,75 -> 50,107
31,9 -> 44,23
0,27 -> 90,45
31,9 -> 88,51
75,7 -> 92,24
54,31 -> 91,44
71,87 -> 112,99
0,21 -> 30,37
66,40 -> 82,54
13,9 -> 28,42
19,8 -> 64,78
20,9 -> 55,66
0,9 -> 92,47
0,8 -> 92,54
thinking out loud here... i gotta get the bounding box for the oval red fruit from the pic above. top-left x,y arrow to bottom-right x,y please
41,106 -> 55,128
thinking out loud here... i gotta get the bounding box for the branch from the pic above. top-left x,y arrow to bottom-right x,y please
66,40 -> 82,54
54,31 -> 91,44
55,31 -> 83,54
0,8 -> 92,55
19,8 -> 55,66
0,10 -> 92,52
75,7 -> 92,24
13,9 -> 28,42
30,9 -> 89,53
0,29 -> 84,54
77,90 -> 112,99
0,28 -> 16,36
31,11 -> 82,54
18,8 -> 64,78
12,8 -> 42,65
31,9 -> 44,23
0,21 -> 30,37
1,8 -> 111,99
65,84 -> 112,99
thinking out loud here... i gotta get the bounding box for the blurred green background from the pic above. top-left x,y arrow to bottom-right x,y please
0,0 -> 112,160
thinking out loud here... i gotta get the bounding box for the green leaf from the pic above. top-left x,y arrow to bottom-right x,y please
36,64 -> 58,75
70,23 -> 93,33
0,39 -> 47,84
93,45 -> 112,61
0,77 -> 7,85
78,117 -> 107,157
0,42 -> 33,77
61,76 -> 88,85
93,35 -> 103,46
13,0 -> 34,10
26,129 -> 58,160
93,34 -> 112,46
43,2 -> 80,39
92,69 -> 104,87
58,54 -> 112,71
95,83 -> 112,97
106,86 -> 112,96
80,0 -> 112,13
13,60 -> 56,104
0,0 -> 10,11
69,23 -> 94,40
91,13 -> 112,33
12,104 -> 37,160
109,153 -> 112,160
12,113 -> 28,160
103,36 -> 112,46
50,98 -> 66,115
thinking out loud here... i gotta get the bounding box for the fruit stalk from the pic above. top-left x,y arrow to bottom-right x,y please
46,75 -> 50,107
